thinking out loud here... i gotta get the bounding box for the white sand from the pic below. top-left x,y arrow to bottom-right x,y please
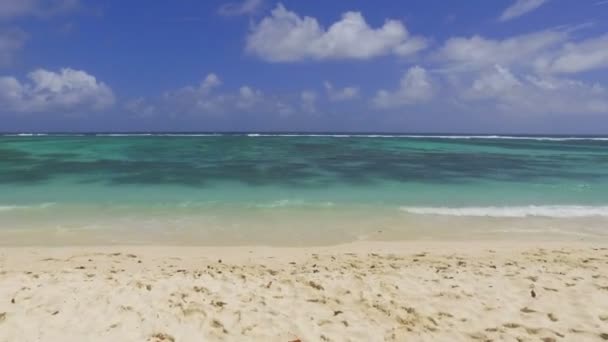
1,241 -> 608,341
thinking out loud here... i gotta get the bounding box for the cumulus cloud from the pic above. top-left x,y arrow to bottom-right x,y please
161,73 -> 224,113
373,66 -> 434,108
161,73 -> 271,115
0,28 -> 27,66
499,0 -> 549,22
437,29 -> 567,71
246,3 -> 427,62
300,90 -> 317,113
460,65 -> 608,114
0,0 -> 79,19
463,65 -> 522,99
200,73 -> 221,94
236,85 -> 263,109
0,68 -> 115,113
436,29 -> 608,76
534,34 -> 608,73
218,0 -> 263,16
323,81 -> 359,101
124,97 -> 156,117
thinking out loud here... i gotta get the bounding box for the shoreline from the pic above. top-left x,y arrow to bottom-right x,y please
1,240 -> 608,341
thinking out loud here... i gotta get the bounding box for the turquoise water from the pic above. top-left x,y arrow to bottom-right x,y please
1,134 -> 608,244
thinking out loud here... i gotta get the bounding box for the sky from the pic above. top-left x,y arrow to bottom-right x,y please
0,0 -> 607,133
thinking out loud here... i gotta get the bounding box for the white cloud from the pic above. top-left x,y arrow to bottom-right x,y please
534,34 -> 608,73
323,81 -> 359,101
124,97 -> 156,116
300,90 -> 317,113
0,28 -> 26,66
0,0 -> 79,19
246,3 -> 427,62
236,85 -> 263,109
0,68 -> 115,113
161,73 -> 272,115
437,29 -> 567,71
499,0 -> 549,22
218,0 -> 263,16
200,73 -> 221,94
162,73 -> 223,112
373,66 -> 434,108
464,65 -> 522,99
436,28 -> 608,76
460,65 -> 608,114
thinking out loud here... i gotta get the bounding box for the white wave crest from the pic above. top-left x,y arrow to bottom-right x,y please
0,203 -> 55,211
400,205 -> 608,218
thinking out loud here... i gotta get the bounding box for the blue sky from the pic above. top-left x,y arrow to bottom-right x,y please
0,0 -> 607,133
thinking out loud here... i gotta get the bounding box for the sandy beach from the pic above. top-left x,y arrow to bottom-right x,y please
1,241 -> 608,341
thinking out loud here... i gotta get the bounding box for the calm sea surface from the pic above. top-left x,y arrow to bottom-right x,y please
1,133 -> 607,245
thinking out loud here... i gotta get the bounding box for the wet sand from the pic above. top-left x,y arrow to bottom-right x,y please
1,241 -> 608,341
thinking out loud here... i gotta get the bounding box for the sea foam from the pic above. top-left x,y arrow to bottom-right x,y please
400,205 -> 608,218
0,203 -> 55,211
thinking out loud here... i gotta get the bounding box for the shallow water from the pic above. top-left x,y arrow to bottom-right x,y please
1,133 -> 608,244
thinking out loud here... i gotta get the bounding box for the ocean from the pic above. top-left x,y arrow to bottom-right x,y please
1,133 -> 608,245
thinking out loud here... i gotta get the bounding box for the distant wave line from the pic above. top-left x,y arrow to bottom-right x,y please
2,133 -> 608,141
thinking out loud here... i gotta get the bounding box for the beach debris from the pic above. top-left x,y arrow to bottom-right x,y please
10,298 -> 15,304
0,312 -> 6,323
289,339 -> 302,342
308,281 -> 324,290
211,319 -> 228,333
548,313 -> 558,322
149,332 -> 175,342
127,254 -> 137,258
600,333 -> 608,340
218,259 -> 222,263
211,300 -> 226,308
531,289 -> 536,298
333,310 -> 343,316
51,310 -> 59,315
